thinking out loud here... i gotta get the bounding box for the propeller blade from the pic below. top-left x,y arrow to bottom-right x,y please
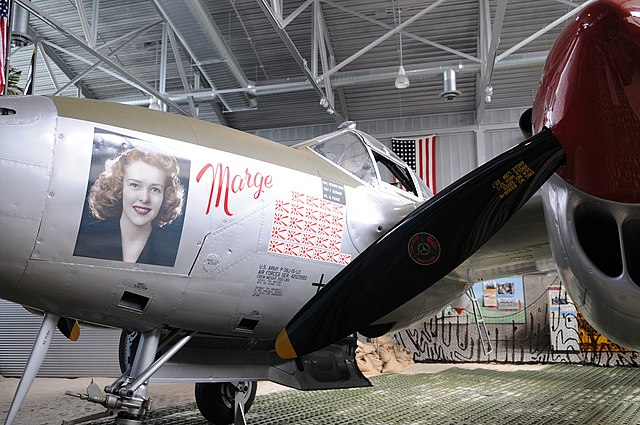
276,128 -> 565,359
57,317 -> 81,341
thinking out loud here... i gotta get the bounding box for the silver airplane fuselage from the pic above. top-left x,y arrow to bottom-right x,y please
0,95 -> 459,342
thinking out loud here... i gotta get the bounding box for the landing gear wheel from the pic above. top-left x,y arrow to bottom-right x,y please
194,381 -> 257,424
119,329 -> 167,374
118,330 -> 141,373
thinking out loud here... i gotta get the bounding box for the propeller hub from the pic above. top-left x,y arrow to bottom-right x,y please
533,0 -> 640,203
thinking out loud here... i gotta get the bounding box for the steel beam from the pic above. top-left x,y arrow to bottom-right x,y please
16,0 -> 188,115
282,0 -> 314,28
74,0 -> 94,48
317,2 -> 349,119
39,43 -> 95,98
96,19 -> 163,52
257,0 -> 343,123
482,0 -> 507,84
311,0 -> 319,78
191,70 -> 223,125
167,28 -> 197,118
270,0 -> 283,20
91,0 -> 99,44
37,42 -> 60,91
315,2 -> 333,107
320,0 -> 449,80
53,19 -> 160,96
229,0 -> 269,81
496,0 -> 597,61
41,39 -> 147,92
323,0 -> 479,64
475,0 -> 489,123
159,23 -> 168,99
476,0 -> 507,124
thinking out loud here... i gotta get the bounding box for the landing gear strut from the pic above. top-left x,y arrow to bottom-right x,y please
195,381 -> 257,425
64,328 -> 195,425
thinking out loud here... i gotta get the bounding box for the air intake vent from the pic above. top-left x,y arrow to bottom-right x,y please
118,291 -> 151,313
622,219 -> 640,287
575,204 -> 622,278
235,317 -> 260,332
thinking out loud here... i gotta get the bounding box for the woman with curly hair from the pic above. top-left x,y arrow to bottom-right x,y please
74,148 -> 185,266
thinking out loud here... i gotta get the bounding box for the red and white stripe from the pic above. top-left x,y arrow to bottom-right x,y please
0,1 -> 8,95
416,135 -> 437,194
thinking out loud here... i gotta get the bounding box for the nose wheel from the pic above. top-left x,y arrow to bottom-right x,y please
195,381 -> 257,425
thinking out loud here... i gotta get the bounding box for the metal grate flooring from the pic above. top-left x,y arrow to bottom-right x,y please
90,364 -> 640,425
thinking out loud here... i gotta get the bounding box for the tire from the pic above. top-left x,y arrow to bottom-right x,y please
118,329 -> 166,374
118,330 -> 141,373
194,381 -> 257,424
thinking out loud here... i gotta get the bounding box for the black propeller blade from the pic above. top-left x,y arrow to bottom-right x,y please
276,128 -> 564,359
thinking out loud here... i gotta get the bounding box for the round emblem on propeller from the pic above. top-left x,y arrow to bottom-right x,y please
408,232 -> 441,265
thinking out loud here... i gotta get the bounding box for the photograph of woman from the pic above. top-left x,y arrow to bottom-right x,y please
74,129 -> 189,267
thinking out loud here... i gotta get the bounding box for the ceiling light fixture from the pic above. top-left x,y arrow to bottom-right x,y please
148,96 -> 163,111
395,65 -> 410,90
439,69 -> 461,100
394,6 -> 410,89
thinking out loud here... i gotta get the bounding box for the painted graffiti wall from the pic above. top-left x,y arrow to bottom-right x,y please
394,274 -> 640,367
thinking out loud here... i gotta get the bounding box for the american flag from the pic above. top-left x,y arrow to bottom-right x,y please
392,134 -> 437,194
0,0 -> 8,95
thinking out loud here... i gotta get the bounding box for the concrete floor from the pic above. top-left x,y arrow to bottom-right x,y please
3,363 -> 639,425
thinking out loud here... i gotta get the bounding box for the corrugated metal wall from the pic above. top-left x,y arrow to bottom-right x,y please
0,300 -> 121,377
484,128 -> 525,161
436,132 -> 477,188
430,126 -> 522,189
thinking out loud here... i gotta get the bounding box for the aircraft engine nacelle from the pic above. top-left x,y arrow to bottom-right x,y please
532,0 -> 640,352
542,174 -> 640,351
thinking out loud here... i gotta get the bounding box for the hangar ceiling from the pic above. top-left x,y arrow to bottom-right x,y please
9,0 -> 591,133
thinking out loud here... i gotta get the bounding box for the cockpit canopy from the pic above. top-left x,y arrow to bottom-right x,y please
297,129 -> 429,200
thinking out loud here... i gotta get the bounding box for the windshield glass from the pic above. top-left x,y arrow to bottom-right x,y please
361,133 -> 405,163
311,132 -> 376,185
361,133 -> 426,199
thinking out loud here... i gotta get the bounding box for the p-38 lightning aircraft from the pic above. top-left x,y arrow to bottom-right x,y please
2,0 -> 640,424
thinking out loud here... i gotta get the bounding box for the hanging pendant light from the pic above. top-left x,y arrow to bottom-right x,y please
395,65 -> 410,89
394,7 -> 410,89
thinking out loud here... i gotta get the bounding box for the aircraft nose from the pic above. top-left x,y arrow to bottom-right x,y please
0,96 -> 57,299
533,0 -> 640,203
